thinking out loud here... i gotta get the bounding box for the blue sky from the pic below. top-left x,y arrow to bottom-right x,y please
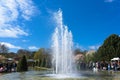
0,0 -> 120,52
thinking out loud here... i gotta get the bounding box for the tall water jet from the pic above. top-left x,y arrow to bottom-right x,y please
52,9 -> 74,74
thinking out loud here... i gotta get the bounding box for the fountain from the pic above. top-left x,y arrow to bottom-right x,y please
0,9 -> 118,80
51,9 -> 74,75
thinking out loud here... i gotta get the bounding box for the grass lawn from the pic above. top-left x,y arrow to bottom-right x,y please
34,66 -> 52,71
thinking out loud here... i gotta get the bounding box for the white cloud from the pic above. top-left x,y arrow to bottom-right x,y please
22,40 -> 28,42
88,45 -> 100,50
104,0 -> 114,3
74,43 -> 86,51
28,46 -> 38,50
0,0 -> 37,38
0,26 -> 28,38
16,0 -> 36,20
0,42 -> 21,49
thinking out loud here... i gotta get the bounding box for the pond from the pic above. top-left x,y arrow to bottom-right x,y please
0,70 -> 120,80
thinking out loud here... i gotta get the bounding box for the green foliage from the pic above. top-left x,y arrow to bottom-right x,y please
17,55 -> 28,72
96,34 -> 120,61
42,57 -> 46,67
34,48 -> 44,60
34,48 -> 52,68
85,53 -> 95,63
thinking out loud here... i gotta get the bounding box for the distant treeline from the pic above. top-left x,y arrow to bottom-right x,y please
0,34 -> 120,66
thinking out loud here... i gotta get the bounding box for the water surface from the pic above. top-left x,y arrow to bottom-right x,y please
0,70 -> 120,80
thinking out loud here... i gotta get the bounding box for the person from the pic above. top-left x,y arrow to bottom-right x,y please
5,63 -> 9,72
0,63 -> 3,68
7,63 -> 12,72
0,67 -> 3,72
114,61 -> 118,71
108,63 -> 110,71
12,62 -> 17,72
0,63 -> 3,72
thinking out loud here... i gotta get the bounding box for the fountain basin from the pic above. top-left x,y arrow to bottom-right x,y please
0,70 -> 119,80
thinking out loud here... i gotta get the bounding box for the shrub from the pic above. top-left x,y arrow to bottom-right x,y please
17,55 -> 28,72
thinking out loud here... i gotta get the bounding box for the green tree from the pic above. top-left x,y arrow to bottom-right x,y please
34,48 -> 46,59
96,34 -> 120,61
34,48 -> 45,66
17,55 -> 28,72
34,48 -> 52,68
85,53 -> 93,63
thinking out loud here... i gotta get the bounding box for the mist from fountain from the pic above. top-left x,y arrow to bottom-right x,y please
51,9 -> 74,74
